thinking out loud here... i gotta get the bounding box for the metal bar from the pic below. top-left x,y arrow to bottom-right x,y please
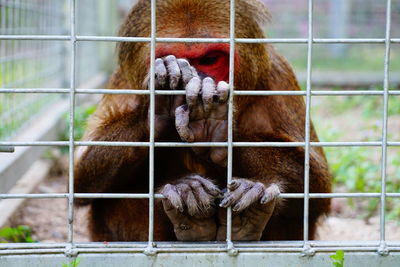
1,141 -> 400,147
225,0 -> 236,255
0,35 -> 70,40
145,0 -> 157,254
0,146 -> 14,152
300,0 -> 315,256
1,192 -> 400,200
1,35 -> 400,43
67,0 -> 76,247
1,240 -> 400,249
4,88 -> 400,96
1,245 -> 400,255
378,0 -> 392,256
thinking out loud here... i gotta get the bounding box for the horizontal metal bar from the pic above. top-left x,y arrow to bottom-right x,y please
2,240 -> 400,250
0,146 -> 14,153
1,192 -> 399,200
1,35 -> 400,44
0,88 -> 70,93
0,141 -> 399,147
1,244 -> 400,255
2,88 -> 400,96
75,193 -> 151,199
0,35 -> 70,40
0,193 -> 69,199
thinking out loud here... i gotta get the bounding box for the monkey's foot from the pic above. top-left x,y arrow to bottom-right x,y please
175,77 -> 229,166
217,180 -> 280,241
161,175 -> 222,241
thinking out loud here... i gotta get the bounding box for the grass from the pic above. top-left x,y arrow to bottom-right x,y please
62,258 -> 81,267
59,104 -> 97,153
330,250 -> 345,267
313,91 -> 400,221
0,226 -> 36,243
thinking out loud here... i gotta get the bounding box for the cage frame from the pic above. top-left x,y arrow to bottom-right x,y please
0,0 -> 400,266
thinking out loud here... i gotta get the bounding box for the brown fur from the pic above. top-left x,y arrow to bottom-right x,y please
74,0 -> 331,241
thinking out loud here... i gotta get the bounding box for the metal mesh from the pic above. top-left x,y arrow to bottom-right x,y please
0,0 -> 399,261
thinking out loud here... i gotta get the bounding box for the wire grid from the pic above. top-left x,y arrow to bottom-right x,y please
0,0 -> 400,258
0,0 -> 65,140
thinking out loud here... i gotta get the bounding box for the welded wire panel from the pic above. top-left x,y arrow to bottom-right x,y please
378,0 -> 393,255
0,0 -> 65,140
0,0 -> 399,265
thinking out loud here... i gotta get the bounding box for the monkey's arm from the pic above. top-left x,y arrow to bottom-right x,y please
74,94 -> 150,205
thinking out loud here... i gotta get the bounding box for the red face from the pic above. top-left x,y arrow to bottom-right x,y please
156,43 -> 237,83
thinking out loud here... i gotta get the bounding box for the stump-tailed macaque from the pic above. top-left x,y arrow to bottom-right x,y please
74,0 -> 331,241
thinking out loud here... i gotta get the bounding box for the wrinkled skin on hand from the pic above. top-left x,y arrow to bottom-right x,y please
218,180 -> 280,241
156,56 -> 280,241
151,55 -> 195,138
154,56 -> 229,241
150,54 -> 229,165
161,175 -> 222,241
175,76 -> 229,167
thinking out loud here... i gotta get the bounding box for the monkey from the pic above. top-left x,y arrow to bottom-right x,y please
74,0 -> 331,242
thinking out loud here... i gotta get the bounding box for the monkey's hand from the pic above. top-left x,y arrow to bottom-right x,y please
175,77 -> 229,166
160,175 -> 222,241
217,179 -> 280,241
152,55 -> 198,138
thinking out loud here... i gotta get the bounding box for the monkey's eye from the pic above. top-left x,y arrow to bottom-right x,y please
198,55 -> 218,66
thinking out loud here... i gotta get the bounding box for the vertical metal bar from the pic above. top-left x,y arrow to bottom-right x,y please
226,0 -> 236,256
67,0 -> 77,248
302,0 -> 314,256
378,0 -> 392,256
145,0 -> 156,255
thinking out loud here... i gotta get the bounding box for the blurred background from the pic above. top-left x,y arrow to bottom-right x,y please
0,0 -> 399,243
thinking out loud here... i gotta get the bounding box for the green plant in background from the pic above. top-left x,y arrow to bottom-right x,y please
60,105 -> 96,153
330,250 -> 344,267
62,258 -> 81,267
0,225 -> 36,243
312,89 -> 400,221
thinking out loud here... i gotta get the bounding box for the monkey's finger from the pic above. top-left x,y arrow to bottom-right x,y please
189,175 -> 223,197
190,66 -> 199,78
188,180 -> 214,217
175,105 -> 195,142
216,81 -> 229,103
227,180 -> 240,191
165,55 -> 181,89
186,77 -> 201,108
232,182 -> 265,212
219,180 -> 251,208
155,58 -> 167,88
177,59 -> 194,85
202,77 -> 216,114
175,183 -> 199,217
260,183 -> 280,204
161,184 -> 184,212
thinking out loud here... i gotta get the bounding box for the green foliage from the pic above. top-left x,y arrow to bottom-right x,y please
60,105 -> 96,153
327,147 -> 380,192
330,250 -> 344,267
313,90 -> 400,221
72,105 -> 97,140
62,258 -> 81,267
0,226 -> 36,243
